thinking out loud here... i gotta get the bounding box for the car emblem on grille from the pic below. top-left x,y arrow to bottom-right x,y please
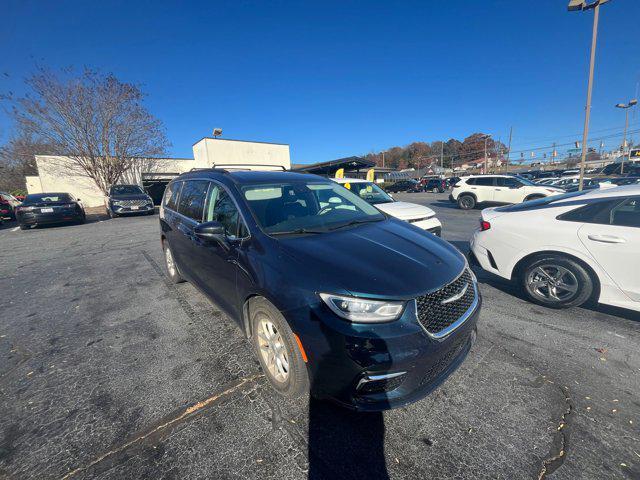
441,283 -> 469,305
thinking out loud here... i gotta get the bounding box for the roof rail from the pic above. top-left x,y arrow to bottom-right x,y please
188,167 -> 229,173
212,163 -> 287,171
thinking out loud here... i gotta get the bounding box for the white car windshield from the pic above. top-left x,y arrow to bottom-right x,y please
341,181 -> 394,205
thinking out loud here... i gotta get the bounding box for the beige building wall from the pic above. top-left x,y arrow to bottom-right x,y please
25,176 -> 43,194
28,139 -> 291,208
192,138 -> 290,170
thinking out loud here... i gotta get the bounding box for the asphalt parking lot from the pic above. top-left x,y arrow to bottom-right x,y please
1,192 -> 638,480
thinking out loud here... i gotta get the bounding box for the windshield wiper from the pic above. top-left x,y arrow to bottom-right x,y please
328,217 -> 383,231
270,228 -> 325,236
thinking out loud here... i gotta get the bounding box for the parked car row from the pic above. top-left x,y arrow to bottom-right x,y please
384,178 -> 448,193
2,184 -> 156,230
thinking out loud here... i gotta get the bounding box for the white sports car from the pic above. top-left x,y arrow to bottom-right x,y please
470,185 -> 639,311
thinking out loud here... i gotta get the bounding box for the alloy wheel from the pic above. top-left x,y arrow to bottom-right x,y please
526,264 -> 579,302
257,318 -> 290,383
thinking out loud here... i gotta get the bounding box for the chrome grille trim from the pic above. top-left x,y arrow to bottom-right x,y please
414,268 -> 478,340
115,199 -> 148,207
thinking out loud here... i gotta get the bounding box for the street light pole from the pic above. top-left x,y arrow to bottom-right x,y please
616,99 -> 638,174
568,0 -> 610,191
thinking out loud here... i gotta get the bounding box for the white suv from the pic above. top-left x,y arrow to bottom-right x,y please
450,175 -> 564,210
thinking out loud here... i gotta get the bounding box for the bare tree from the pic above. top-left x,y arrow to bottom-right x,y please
0,130 -> 58,191
4,68 -> 169,195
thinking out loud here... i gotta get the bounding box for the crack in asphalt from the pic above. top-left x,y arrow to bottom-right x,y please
486,334 -> 574,480
59,374 -> 263,480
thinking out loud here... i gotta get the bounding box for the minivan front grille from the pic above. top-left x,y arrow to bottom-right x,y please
415,268 -> 476,337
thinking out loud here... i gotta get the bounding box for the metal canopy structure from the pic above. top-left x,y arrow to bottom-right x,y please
291,156 -> 375,177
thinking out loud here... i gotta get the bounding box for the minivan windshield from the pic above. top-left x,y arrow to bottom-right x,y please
110,185 -> 145,195
242,181 -> 385,235
341,181 -> 394,205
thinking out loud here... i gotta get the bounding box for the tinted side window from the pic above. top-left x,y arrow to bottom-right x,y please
474,177 -> 495,186
177,180 -> 209,221
164,182 -> 182,211
611,198 -> 640,228
465,178 -> 476,186
205,186 -> 246,238
558,199 -> 624,225
496,177 -> 521,188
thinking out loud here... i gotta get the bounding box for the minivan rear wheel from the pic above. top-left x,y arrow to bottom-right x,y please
250,297 -> 308,398
521,255 -> 593,309
163,241 -> 185,284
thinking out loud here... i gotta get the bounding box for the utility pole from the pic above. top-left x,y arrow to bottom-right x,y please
483,134 -> 491,174
506,126 -> 513,173
569,0 -> 610,191
382,151 -> 385,168
440,142 -> 444,170
616,99 -> 638,174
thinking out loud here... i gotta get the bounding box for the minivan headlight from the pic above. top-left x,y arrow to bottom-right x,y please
319,293 -> 405,323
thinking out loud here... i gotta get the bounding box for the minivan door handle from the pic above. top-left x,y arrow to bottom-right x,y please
587,234 -> 626,244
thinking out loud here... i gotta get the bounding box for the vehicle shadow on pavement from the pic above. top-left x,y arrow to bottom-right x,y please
307,323 -> 390,480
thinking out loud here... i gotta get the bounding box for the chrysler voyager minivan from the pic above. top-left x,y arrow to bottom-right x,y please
159,169 -> 480,410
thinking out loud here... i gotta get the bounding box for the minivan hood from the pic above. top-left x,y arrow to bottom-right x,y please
276,219 -> 465,299
375,201 -> 436,221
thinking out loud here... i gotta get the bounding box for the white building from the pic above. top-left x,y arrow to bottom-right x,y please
25,137 -> 291,207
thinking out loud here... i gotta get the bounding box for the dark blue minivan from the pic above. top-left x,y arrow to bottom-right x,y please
159,169 -> 480,410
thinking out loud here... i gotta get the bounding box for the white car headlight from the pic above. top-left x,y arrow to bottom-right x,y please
319,293 -> 405,323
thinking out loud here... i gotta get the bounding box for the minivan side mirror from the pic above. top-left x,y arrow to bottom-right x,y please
194,221 -> 225,241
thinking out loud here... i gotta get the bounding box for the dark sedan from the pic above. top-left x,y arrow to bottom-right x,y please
15,193 -> 86,230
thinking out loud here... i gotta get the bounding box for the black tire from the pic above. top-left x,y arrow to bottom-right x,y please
520,255 -> 593,309
19,224 -> 29,230
457,194 -> 476,210
78,214 -> 86,224
525,194 -> 545,202
250,297 -> 309,398
432,187 -> 439,193
108,209 -> 117,219
163,240 -> 185,284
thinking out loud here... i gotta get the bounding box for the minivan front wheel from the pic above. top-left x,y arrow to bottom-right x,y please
163,241 -> 185,284
250,298 -> 308,398
521,255 -> 593,308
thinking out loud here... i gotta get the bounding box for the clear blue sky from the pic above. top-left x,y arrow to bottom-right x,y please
1,0 -> 639,164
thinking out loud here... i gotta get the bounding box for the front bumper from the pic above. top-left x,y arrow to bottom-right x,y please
288,291 -> 481,411
408,217 -> 442,236
111,204 -> 154,214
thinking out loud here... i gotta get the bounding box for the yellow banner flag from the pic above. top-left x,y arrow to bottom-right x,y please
366,168 -> 375,182
335,168 -> 344,179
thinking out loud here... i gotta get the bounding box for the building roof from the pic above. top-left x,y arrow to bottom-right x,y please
291,156 -> 375,175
